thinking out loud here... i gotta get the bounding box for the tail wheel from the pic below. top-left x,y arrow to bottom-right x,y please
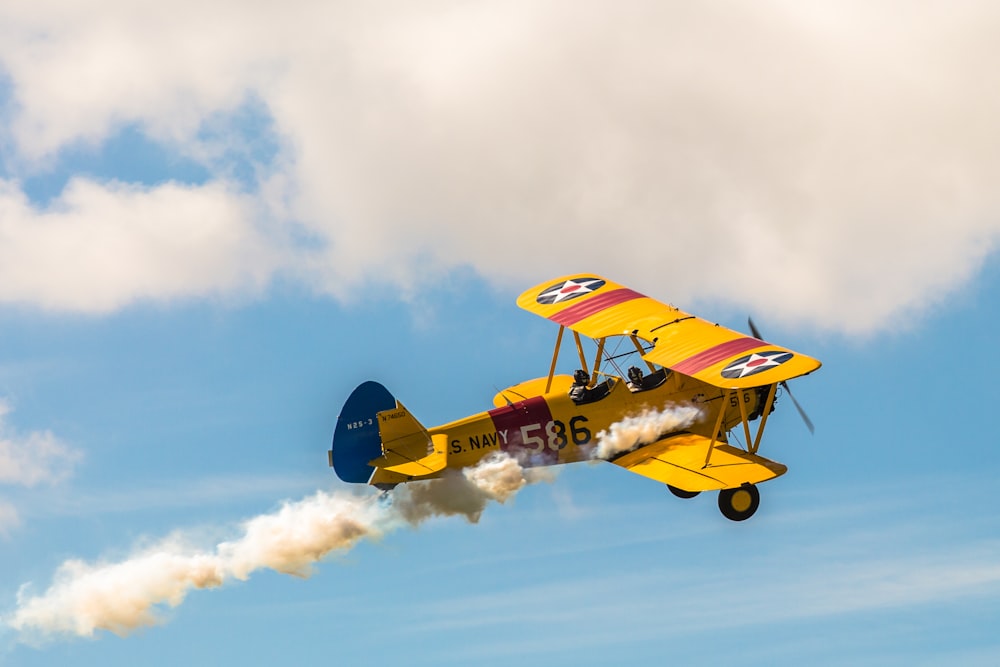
667,484 -> 700,499
718,483 -> 760,522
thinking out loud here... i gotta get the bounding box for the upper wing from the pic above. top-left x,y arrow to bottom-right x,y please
611,432 -> 787,491
517,273 -> 821,389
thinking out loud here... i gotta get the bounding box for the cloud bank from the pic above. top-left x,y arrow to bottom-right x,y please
0,179 -> 278,311
1,1 -> 998,331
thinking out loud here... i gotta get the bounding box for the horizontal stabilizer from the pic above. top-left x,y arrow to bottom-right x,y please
368,403 -> 447,477
382,434 -> 449,477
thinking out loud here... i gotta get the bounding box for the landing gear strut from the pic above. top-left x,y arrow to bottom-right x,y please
718,483 -> 760,521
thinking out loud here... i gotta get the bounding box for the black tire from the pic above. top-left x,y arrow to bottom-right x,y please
667,484 -> 700,499
718,483 -> 760,521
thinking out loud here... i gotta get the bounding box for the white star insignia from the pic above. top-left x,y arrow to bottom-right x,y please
537,278 -> 605,304
721,351 -> 793,379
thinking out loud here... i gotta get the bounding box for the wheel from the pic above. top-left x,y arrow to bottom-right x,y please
667,484 -> 700,499
718,483 -> 760,521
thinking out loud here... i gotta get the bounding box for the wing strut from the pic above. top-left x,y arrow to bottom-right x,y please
703,392 -> 731,468
573,330 -> 589,376
750,383 -> 778,453
590,337 -> 606,386
706,384 -> 780,465
630,333 -> 657,373
737,389 -> 754,452
544,325 -> 565,393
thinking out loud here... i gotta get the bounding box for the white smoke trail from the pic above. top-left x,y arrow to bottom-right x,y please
8,492 -> 378,639
391,451 -> 527,525
7,452 -> 535,642
219,491 -> 380,581
591,404 -> 704,460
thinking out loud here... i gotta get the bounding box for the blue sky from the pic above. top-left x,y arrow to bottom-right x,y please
1,2 -> 999,665
2,266 -> 998,666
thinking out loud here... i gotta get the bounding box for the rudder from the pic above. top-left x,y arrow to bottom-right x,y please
330,381 -> 396,483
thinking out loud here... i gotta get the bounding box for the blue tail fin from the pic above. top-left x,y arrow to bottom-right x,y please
329,381 -> 396,484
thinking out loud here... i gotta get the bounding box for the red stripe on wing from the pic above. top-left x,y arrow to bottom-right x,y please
548,288 -> 645,327
671,337 -> 764,375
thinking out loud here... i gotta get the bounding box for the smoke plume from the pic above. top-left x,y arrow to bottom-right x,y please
591,404 -> 704,460
7,452 -> 534,642
392,452 -> 527,525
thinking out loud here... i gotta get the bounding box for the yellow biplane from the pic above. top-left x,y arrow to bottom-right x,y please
329,274 -> 821,521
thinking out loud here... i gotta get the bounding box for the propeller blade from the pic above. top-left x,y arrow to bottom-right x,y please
748,317 -> 815,435
781,380 -> 815,434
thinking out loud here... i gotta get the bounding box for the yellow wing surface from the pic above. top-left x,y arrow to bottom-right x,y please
517,274 -> 821,389
611,432 -> 787,491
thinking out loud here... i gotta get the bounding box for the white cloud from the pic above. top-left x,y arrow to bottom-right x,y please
0,178 -> 283,311
0,500 -> 21,536
0,400 -> 80,536
0,401 -> 79,487
1,1 -> 999,331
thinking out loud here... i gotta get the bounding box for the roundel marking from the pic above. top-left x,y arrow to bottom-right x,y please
536,278 -> 606,305
721,351 -> 794,379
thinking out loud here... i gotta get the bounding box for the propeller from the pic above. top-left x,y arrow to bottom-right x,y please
748,317 -> 815,434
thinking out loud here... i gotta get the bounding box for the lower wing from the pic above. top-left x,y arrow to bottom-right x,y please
611,432 -> 787,491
